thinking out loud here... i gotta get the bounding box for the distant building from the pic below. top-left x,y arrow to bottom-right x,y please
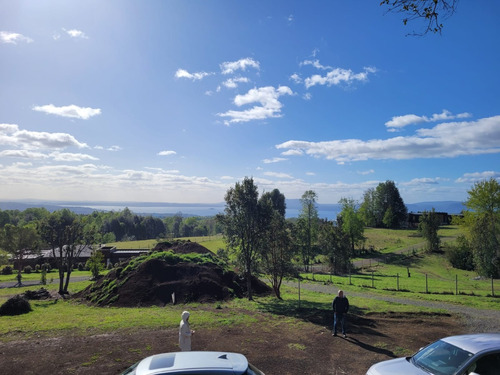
407,212 -> 453,229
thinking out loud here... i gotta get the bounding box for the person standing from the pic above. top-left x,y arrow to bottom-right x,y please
179,311 -> 195,351
332,290 -> 349,338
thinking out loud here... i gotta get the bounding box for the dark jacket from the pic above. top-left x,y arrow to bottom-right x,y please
332,296 -> 349,314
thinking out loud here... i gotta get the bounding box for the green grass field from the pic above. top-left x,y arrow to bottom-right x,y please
1,225 -> 497,343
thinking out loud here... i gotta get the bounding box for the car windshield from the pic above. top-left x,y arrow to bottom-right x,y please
411,340 -> 474,375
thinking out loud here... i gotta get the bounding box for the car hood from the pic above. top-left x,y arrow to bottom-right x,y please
367,357 -> 428,375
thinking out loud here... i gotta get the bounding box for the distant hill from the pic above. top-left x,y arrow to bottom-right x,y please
0,199 -> 466,218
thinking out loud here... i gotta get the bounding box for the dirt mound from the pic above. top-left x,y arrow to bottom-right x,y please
78,245 -> 271,307
0,295 -> 32,316
153,240 -> 212,254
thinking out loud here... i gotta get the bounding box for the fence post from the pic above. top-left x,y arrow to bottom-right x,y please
298,278 -> 301,309
397,273 -> 399,291
371,271 -> 374,288
455,275 -> 458,295
425,273 -> 428,294
492,276 -> 495,297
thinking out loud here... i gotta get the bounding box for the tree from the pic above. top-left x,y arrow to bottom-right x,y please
463,178 -> 500,277
381,0 -> 459,35
372,180 -> 408,229
338,198 -> 365,255
418,208 -> 441,252
317,219 -> 351,275
39,209 -> 97,294
0,224 -> 40,284
297,190 -> 319,271
86,250 -> 105,280
258,189 -> 294,299
359,188 -> 377,227
217,177 -> 261,300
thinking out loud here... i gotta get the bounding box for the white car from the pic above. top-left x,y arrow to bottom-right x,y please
366,333 -> 500,375
121,351 -> 265,375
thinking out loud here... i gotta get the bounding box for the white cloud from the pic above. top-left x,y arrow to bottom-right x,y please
385,110 -> 472,131
300,59 -> 332,70
0,31 -> 33,44
276,115 -> 500,164
218,86 -> 293,125
49,152 -> 98,162
0,150 -> 48,159
0,123 -> 88,150
175,69 -> 213,81
63,28 -> 88,39
401,177 -> 448,186
357,169 -> 375,175
304,66 -> 376,89
158,150 -> 177,156
33,104 -> 101,120
290,73 -> 302,84
456,171 -> 500,183
222,77 -> 249,89
220,58 -> 260,75
263,157 -> 287,164
263,171 -> 293,179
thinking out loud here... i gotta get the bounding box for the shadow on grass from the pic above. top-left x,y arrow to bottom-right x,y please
256,298 -> 386,338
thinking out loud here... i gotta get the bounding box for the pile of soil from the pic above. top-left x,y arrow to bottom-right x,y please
77,241 -> 271,307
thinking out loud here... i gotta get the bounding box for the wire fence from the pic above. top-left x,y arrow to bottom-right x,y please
299,267 -> 499,298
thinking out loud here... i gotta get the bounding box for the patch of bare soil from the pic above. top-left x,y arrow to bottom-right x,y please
0,309 -> 463,375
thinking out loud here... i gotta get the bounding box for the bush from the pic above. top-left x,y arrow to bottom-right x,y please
0,295 -> 32,316
1,265 -> 13,275
42,263 -> 51,272
445,235 -> 474,271
23,265 -> 32,274
77,262 -> 84,271
34,264 -> 41,273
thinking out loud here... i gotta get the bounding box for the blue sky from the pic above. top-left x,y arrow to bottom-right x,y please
1,0 -> 499,205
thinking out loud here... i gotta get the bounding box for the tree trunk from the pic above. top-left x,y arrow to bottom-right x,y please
246,269 -> 253,301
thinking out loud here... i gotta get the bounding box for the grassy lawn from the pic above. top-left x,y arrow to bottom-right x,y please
106,234 -> 225,253
0,270 -> 94,284
0,278 -> 447,342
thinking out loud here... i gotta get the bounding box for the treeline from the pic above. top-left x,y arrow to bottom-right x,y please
0,207 -> 222,244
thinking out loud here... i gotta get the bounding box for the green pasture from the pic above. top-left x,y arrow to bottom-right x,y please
0,270 -> 94,284
0,277 -> 448,342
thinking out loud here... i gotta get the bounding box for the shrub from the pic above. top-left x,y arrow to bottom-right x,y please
42,263 -> 51,272
445,235 -> 474,271
23,265 -> 32,274
34,264 -> 41,273
0,295 -> 32,316
1,265 -> 13,275
77,262 -> 84,271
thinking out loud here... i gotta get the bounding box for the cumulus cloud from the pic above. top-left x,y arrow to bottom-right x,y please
263,171 -> 293,179
0,150 -> 48,159
304,66 -> 377,89
175,69 -> 213,81
385,110 -> 472,131
0,123 -> 88,150
218,86 -> 293,125
220,58 -> 260,75
63,28 -> 88,39
49,151 -> 98,162
401,177 -> 448,186
263,157 -> 287,164
0,31 -> 33,44
222,77 -> 249,89
276,115 -> 500,164
158,150 -> 177,156
33,104 -> 101,120
456,171 -> 500,183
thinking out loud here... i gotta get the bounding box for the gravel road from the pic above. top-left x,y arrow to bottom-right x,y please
285,280 -> 500,333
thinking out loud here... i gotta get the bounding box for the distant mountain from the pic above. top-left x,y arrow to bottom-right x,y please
0,199 -> 466,217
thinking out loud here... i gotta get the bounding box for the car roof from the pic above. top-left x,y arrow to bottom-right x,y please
441,333 -> 500,355
135,351 -> 249,374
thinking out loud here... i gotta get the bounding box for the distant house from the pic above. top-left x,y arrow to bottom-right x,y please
407,212 -> 453,229
13,245 -> 150,270
99,246 -> 150,266
13,245 -> 94,269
